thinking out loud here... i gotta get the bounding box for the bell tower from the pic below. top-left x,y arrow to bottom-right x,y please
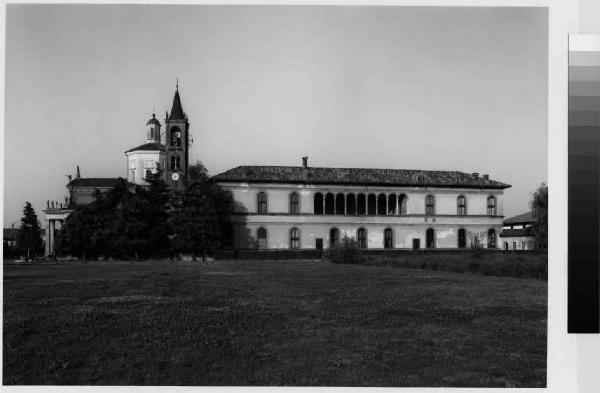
164,82 -> 190,190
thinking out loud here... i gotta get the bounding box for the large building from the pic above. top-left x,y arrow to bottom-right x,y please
44,85 -> 511,255
213,160 -> 510,250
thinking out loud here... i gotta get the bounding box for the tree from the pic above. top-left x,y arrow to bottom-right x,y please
16,202 -> 44,259
169,161 -> 222,260
57,178 -> 164,259
530,183 -> 548,250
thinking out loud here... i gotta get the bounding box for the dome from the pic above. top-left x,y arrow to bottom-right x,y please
146,113 -> 161,127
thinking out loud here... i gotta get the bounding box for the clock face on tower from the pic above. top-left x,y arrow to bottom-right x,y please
171,172 -> 180,181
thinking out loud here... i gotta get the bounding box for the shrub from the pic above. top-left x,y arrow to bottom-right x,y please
325,236 -> 362,264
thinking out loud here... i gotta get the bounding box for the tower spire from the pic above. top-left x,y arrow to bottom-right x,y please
176,77 -> 179,91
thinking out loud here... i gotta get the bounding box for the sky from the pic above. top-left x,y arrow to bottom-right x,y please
3,5 -> 548,227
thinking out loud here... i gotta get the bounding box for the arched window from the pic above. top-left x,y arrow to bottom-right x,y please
170,127 -> 182,147
346,194 -> 356,215
425,195 -> 435,216
377,194 -> 387,215
257,227 -> 267,249
426,228 -> 435,249
330,228 -> 340,248
314,192 -> 323,215
488,229 -> 496,248
289,192 -> 299,215
399,194 -> 408,216
458,228 -> 466,248
325,193 -> 335,215
367,194 -> 377,215
170,156 -> 181,171
290,227 -> 300,249
457,195 -> 466,216
357,194 -> 366,215
388,194 -> 397,215
357,228 -> 367,249
257,192 -> 268,214
384,228 -> 394,249
487,196 -> 497,216
335,193 -> 345,215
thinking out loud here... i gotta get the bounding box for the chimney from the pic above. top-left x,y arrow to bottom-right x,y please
76,165 -> 81,179
482,174 -> 489,180
302,156 -> 308,169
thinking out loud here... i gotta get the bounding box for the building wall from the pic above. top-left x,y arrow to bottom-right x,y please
219,182 -> 505,250
126,150 -> 165,186
500,236 -> 536,250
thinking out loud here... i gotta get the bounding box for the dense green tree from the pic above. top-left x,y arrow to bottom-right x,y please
530,183 -> 548,250
16,202 -> 44,259
169,161 -> 226,260
57,178 -> 166,259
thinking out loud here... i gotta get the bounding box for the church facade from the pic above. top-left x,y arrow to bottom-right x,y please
44,85 -> 511,255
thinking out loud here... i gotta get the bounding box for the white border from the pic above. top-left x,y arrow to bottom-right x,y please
0,0 -> 582,392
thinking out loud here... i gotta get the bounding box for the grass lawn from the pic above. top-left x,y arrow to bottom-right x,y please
3,259 -> 546,387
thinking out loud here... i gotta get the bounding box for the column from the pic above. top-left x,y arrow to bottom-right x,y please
45,219 -> 51,256
385,193 -> 389,215
344,193 -> 347,215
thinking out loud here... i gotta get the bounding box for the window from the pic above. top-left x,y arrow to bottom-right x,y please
346,194 -> 356,215
257,227 -> 267,249
425,195 -> 435,216
145,169 -> 152,181
388,194 -> 397,215
129,170 -> 136,182
458,228 -> 466,248
335,193 -> 345,215
487,196 -> 497,216
330,228 -> 340,248
357,194 -> 366,215
457,195 -> 466,216
384,228 -> 394,249
377,194 -> 387,215
367,194 -> 376,215
257,192 -> 268,214
488,229 -> 497,248
314,193 -> 323,215
170,156 -> 181,171
399,194 -> 408,216
357,228 -> 367,249
325,193 -> 335,215
289,192 -> 299,215
129,159 -> 137,169
290,227 -> 300,249
426,228 -> 435,249
170,127 -> 182,147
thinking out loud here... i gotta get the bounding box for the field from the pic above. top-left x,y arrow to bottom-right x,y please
3,259 -> 547,387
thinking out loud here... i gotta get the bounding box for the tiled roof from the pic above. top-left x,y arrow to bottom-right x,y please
500,228 -> 535,237
146,114 -> 161,126
169,90 -> 185,120
125,142 -> 165,153
504,211 -> 535,225
67,178 -> 122,188
212,166 -> 511,189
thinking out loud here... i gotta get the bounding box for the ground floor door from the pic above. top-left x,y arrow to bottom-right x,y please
412,238 -> 420,250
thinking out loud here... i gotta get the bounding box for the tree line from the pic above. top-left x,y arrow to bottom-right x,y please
54,162 -> 233,260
